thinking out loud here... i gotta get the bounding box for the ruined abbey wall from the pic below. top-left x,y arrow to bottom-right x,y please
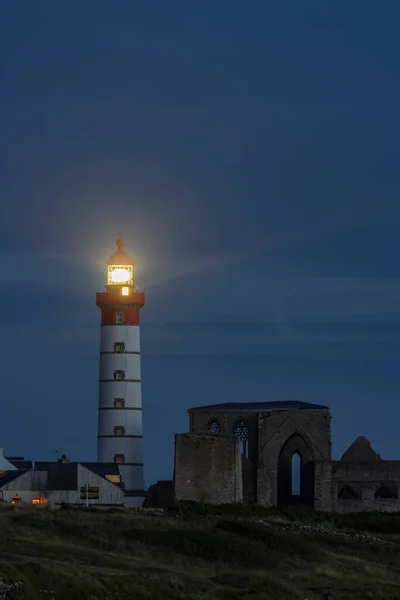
170,403 -> 400,513
332,460 -> 400,513
174,433 -> 242,504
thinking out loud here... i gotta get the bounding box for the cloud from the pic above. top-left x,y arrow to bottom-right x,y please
141,268 -> 400,360
0,252 -> 94,293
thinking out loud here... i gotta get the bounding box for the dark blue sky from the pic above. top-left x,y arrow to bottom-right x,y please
1,1 -> 399,486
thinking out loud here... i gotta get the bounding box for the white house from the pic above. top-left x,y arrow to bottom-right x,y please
0,456 -> 124,508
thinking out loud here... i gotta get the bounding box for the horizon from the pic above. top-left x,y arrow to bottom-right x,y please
1,2 -> 400,487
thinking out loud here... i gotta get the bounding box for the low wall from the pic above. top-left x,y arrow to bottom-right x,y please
332,460 -> 400,513
333,498 -> 400,513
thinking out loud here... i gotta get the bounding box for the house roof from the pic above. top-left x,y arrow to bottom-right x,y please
44,462 -> 121,490
47,463 -> 78,491
0,469 -> 29,487
0,449 -> 17,472
80,463 -> 120,477
7,459 -> 33,470
0,462 -> 121,492
34,462 -> 56,471
188,400 -> 329,413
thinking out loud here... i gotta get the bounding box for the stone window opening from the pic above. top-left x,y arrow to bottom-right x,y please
113,370 -> 125,380
375,485 -> 397,500
114,454 -> 125,464
337,485 -> 360,500
233,419 -> 249,457
277,433 -> 315,508
291,452 -> 301,497
207,419 -> 220,433
114,342 -> 125,353
114,398 -> 125,409
114,426 -> 125,436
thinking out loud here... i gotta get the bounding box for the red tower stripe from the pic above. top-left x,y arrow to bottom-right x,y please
101,309 -> 140,325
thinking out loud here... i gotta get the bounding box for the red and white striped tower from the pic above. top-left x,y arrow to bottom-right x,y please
96,238 -> 146,507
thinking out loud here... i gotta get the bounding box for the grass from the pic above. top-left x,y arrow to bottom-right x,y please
0,502 -> 400,600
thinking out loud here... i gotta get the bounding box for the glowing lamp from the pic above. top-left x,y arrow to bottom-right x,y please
108,266 -> 133,285
106,239 -> 135,286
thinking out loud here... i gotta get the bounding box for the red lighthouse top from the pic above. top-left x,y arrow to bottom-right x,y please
107,238 -> 134,266
96,238 -> 145,312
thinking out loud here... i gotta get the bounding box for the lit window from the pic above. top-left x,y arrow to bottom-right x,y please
114,454 -> 125,464
80,486 -> 100,500
105,474 -> 121,483
11,498 -> 21,504
115,312 -> 125,325
113,370 -> 125,380
31,498 -> 47,505
114,398 -> 125,409
114,342 -> 125,353
114,426 -> 125,436
121,287 -> 129,296
108,265 -> 133,286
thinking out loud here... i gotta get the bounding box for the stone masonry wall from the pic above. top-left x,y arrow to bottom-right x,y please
314,460 -> 333,512
332,460 -> 400,513
190,410 -> 259,501
190,411 -> 259,464
257,409 -> 332,507
174,433 -> 243,504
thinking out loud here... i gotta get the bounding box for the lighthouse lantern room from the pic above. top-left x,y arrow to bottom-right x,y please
96,238 -> 146,507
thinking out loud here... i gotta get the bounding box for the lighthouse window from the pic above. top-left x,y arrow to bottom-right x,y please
114,454 -> 125,464
115,312 -> 125,325
114,398 -> 125,409
114,426 -> 125,436
114,342 -> 125,353
113,370 -> 125,380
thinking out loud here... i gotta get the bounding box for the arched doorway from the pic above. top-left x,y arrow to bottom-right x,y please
291,452 -> 301,498
277,433 -> 315,508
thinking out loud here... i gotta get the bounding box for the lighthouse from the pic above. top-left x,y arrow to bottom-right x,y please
96,238 -> 146,507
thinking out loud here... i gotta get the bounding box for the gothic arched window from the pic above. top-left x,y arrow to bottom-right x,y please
207,419 -> 220,433
337,485 -> 360,500
233,419 -> 249,456
375,485 -> 397,500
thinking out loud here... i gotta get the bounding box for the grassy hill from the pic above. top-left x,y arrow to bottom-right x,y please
1,502 -> 400,600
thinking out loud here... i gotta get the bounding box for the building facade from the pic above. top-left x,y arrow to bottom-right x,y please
96,238 -> 146,507
0,457 -> 124,507
174,401 -> 400,512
